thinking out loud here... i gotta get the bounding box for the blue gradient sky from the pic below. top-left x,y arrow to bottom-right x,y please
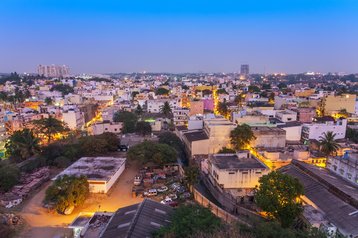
1,0 -> 357,74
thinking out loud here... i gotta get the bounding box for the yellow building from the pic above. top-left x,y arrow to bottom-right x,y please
322,94 -> 356,115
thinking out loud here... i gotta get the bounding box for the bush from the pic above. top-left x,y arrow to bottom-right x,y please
0,160 -> 20,192
54,156 -> 72,168
45,175 -> 89,214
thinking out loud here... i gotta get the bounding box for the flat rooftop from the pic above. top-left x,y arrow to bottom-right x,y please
210,153 -> 267,170
183,130 -> 209,142
55,157 -> 126,182
251,126 -> 286,135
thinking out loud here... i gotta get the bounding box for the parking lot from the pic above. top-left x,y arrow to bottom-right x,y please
132,164 -> 191,206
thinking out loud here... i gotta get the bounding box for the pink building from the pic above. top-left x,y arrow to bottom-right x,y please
293,108 -> 316,123
202,98 -> 214,112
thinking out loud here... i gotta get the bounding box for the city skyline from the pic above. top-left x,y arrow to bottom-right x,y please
1,0 -> 358,74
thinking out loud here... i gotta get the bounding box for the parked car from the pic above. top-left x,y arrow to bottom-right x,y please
170,183 -> 180,191
118,145 -> 129,152
180,192 -> 191,199
144,189 -> 157,197
157,186 -> 168,193
176,186 -> 186,194
161,197 -> 178,207
133,175 -> 142,186
168,193 -> 178,200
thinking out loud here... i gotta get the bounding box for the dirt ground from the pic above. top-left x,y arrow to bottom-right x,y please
17,161 -> 143,238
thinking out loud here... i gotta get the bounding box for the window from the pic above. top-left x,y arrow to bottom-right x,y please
229,172 -> 235,175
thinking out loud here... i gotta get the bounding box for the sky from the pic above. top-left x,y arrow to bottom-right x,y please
0,0 -> 358,74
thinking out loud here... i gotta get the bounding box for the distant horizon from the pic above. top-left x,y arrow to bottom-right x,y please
1,1 -> 357,74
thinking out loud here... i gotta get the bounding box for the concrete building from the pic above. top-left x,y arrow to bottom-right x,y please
189,100 -> 204,116
62,109 -> 85,130
322,94 -> 356,115
276,109 -> 297,122
173,107 -> 189,126
182,130 -> 209,157
251,126 -> 286,148
292,107 -> 316,123
55,157 -> 126,193
0,105 -> 7,158
240,64 -> 249,76
327,151 -> 358,185
301,116 -> 347,141
277,122 -> 302,142
37,64 -> 70,78
147,99 -> 179,113
208,151 -> 269,189
90,121 -> 122,135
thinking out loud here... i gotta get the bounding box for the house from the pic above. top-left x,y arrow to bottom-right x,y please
326,151 -> 358,185
90,121 -> 122,135
208,151 -> 269,189
301,116 -> 347,141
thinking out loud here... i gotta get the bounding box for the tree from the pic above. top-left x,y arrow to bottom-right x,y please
318,131 -> 340,156
44,175 -> 89,214
78,136 -> 109,156
160,101 -> 172,118
44,97 -> 53,105
346,127 -> 358,143
155,204 -> 222,238
230,124 -> 256,150
135,104 -> 143,116
218,147 -> 236,153
0,160 -> 20,192
135,121 -> 152,136
51,84 -> 74,96
6,129 -> 40,161
217,88 -> 228,94
158,132 -> 184,152
33,116 -> 68,143
127,141 -> 177,166
156,87 -> 170,95
217,101 -> 229,117
183,166 -> 199,188
278,82 -> 287,89
248,85 -> 260,93
113,111 -> 138,133
255,171 -> 304,228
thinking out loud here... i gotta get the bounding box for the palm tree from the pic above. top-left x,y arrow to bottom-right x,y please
33,116 -> 69,143
160,101 -> 172,118
5,129 -> 40,161
319,131 -> 340,156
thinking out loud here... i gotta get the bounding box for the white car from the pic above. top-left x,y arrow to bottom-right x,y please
144,189 -> 158,197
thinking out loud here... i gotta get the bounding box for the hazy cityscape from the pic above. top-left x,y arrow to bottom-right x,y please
1,1 -> 358,238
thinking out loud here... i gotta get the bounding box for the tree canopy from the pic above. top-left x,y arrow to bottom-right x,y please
318,131 -> 340,156
160,101 -> 172,118
155,204 -> 221,238
127,141 -> 177,166
44,175 -> 89,214
230,124 -> 256,150
156,87 -> 170,95
33,116 -> 69,143
218,147 -> 236,153
5,129 -> 40,161
51,84 -> 74,96
0,160 -> 20,192
113,111 -> 138,133
255,171 -> 304,228
135,121 -> 152,136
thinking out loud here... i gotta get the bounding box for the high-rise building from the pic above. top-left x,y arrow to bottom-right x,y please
240,64 -> 249,76
37,64 -> 70,78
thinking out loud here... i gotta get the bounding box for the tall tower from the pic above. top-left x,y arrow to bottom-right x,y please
240,64 -> 249,76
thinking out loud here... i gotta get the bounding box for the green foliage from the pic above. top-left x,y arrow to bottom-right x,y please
0,222 -> 15,238
131,91 -> 140,98
0,72 -> 21,84
158,132 -> 187,163
156,87 -> 170,95
54,156 -> 72,168
0,160 -> 20,192
45,175 -> 89,214
44,97 -> 53,105
262,83 -> 271,90
248,85 -> 260,93
51,84 -> 74,96
217,101 -> 229,117
230,124 -> 255,150
255,171 -> 304,228
346,127 -> 358,143
127,141 -> 177,166
218,147 -> 236,153
135,121 -> 152,136
318,131 -> 340,156
78,136 -> 110,156
278,82 -> 287,89
183,165 -> 199,187
160,101 -> 172,118
155,204 -> 222,238
113,111 -> 138,133
6,129 -> 40,161
216,88 -> 228,94
32,116 -> 69,143
135,104 -> 143,116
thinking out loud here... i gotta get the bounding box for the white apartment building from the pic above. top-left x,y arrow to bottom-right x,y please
37,64 -> 70,78
173,107 -> 189,126
327,151 -> 358,185
208,152 -> 269,189
147,99 -> 180,113
301,117 -> 347,141
62,109 -> 85,130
